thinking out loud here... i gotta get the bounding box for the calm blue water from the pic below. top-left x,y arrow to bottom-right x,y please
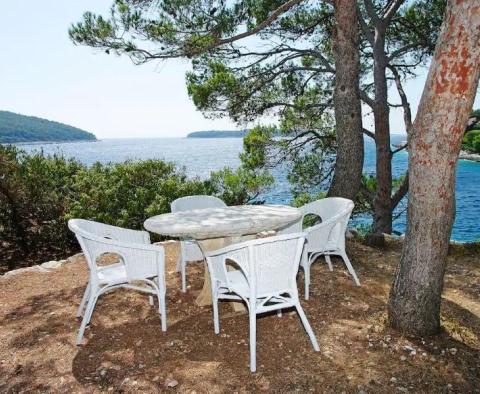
18,137 -> 480,242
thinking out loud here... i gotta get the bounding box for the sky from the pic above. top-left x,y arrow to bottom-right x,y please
0,1 -> 478,139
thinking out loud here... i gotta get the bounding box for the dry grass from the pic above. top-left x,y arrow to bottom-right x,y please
0,241 -> 479,393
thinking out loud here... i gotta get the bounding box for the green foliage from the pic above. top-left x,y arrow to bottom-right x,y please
68,160 -> 208,230
463,110 -> 480,153
462,130 -> 480,154
0,146 -> 82,267
0,146 -> 267,271
0,111 -> 96,143
239,126 -> 275,170
208,166 -> 274,206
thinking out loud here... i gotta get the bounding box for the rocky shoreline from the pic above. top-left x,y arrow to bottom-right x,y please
459,150 -> 480,162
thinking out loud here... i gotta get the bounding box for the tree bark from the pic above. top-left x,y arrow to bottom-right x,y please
371,23 -> 393,238
328,0 -> 364,201
388,0 -> 480,336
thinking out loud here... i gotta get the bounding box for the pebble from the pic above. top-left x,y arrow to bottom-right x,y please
400,356 -> 407,361
390,377 -> 397,383
449,348 -> 458,355
165,378 -> 179,388
403,345 -> 415,353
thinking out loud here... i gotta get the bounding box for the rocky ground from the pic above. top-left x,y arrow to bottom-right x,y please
0,240 -> 479,393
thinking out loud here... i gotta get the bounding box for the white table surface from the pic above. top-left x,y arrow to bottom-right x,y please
144,204 -> 302,240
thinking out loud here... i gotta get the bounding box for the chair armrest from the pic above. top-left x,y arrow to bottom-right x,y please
86,235 -> 161,252
86,221 -> 151,245
83,236 -> 165,281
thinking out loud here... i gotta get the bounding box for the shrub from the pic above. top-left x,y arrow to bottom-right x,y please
0,145 -> 82,268
0,146 -> 270,272
67,160 -> 208,230
208,166 -> 274,205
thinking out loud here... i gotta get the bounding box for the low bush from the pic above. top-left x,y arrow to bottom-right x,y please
0,145 -> 268,272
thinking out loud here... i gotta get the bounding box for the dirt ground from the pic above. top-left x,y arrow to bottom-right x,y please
0,240 -> 479,393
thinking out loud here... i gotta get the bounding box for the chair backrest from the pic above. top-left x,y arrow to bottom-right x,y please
302,197 -> 354,251
171,195 -> 227,212
206,233 -> 306,297
68,219 -> 161,283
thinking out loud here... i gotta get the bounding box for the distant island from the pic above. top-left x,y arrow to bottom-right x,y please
0,111 -> 96,143
186,130 -> 247,138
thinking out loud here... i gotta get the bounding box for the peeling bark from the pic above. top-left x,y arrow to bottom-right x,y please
388,0 -> 480,336
328,0 -> 364,201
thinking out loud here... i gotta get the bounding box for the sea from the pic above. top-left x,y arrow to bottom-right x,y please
17,136 -> 480,242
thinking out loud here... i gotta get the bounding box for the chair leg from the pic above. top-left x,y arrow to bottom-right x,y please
295,302 -> 320,352
85,294 -> 98,325
249,304 -> 257,372
303,263 -> 311,301
157,277 -> 167,332
76,282 -> 90,318
213,294 -> 220,334
325,255 -> 333,271
77,294 -> 97,345
340,251 -> 361,286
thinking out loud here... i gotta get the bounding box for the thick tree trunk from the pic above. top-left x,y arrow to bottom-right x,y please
371,25 -> 393,237
388,0 -> 480,336
328,0 -> 364,201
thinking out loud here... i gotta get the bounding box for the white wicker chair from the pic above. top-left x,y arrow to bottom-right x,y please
171,195 -> 227,292
205,232 -> 320,372
68,219 -> 167,345
279,197 -> 360,299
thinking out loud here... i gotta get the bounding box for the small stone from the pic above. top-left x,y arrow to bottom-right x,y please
135,340 -> 143,347
400,356 -> 407,361
41,260 -> 64,269
449,348 -> 457,355
403,345 -> 415,353
390,377 -> 397,383
165,378 -> 179,388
